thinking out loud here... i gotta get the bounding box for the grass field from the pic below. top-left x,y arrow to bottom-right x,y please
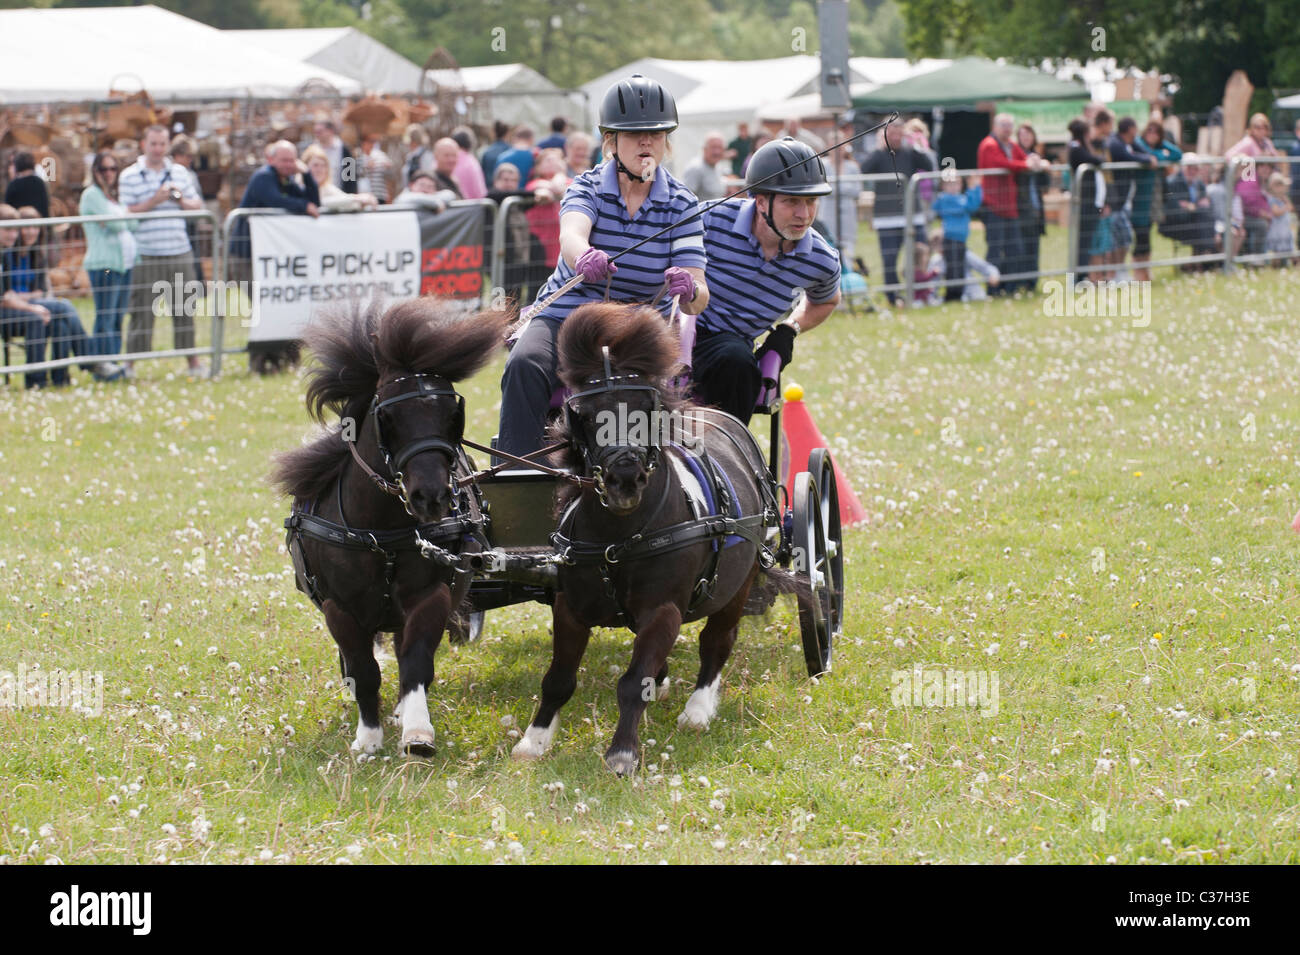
3,264 -> 1300,864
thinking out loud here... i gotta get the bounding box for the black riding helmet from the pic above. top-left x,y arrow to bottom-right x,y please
599,74 -> 677,183
747,136 -> 831,244
746,136 -> 832,197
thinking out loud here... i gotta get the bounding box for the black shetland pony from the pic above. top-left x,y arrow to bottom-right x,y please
273,298 -> 507,756
511,303 -> 789,775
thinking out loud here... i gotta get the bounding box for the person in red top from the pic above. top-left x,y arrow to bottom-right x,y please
523,148 -> 571,268
977,113 -> 1049,294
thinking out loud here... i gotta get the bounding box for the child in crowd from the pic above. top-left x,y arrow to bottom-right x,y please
1265,171 -> 1295,263
930,173 -> 983,301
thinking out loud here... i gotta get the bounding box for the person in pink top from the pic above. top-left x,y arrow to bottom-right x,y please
523,148 -> 571,268
450,126 -> 488,199
1226,113 -> 1281,257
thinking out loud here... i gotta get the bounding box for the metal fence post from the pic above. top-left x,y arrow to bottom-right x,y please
210,210 -> 224,378
902,173 -> 917,305
1223,156 -> 1240,275
1068,164 -> 1087,286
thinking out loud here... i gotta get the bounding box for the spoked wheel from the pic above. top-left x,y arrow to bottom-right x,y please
447,609 -> 485,644
807,448 -> 845,643
791,471 -> 832,677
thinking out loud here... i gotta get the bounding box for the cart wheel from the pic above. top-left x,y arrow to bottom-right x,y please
807,448 -> 845,641
447,609 -> 485,644
791,471 -> 832,677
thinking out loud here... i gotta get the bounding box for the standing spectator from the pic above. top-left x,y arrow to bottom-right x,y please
486,162 -> 546,306
931,174 -> 983,302
496,126 -> 537,183
4,151 -> 50,218
431,138 -> 464,198
786,118 -> 826,152
228,140 -> 321,273
118,124 -> 205,374
1067,118 -> 1108,281
402,124 -> 435,189
1264,171 -> 1295,262
903,118 -> 939,209
360,134 -> 392,204
1226,113 -> 1282,258
862,121 -> 933,306
741,132 -> 773,177
1104,116 -> 1160,279
727,122 -> 755,178
392,171 -> 458,209
523,149 -> 570,270
1087,110 -> 1119,281
1014,123 -> 1049,290
449,127 -> 487,199
682,133 -> 727,201
167,134 -> 206,285
480,120 -> 511,182
564,132 -> 593,177
2,206 -> 117,383
977,113 -> 1048,294
1130,120 -> 1182,281
825,139 -> 862,261
312,120 -> 357,195
303,145 -> 377,210
79,150 -> 138,359
1160,153 -> 1217,262
1288,119 -> 1300,249
538,116 -> 568,151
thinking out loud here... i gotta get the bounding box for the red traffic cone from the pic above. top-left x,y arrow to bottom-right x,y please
779,382 -> 867,527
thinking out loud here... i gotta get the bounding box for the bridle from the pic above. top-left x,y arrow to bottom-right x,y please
562,346 -> 663,508
348,372 -> 465,517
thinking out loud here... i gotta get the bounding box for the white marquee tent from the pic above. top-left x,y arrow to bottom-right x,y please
0,6 -> 361,104
425,64 -> 585,134
226,28 -> 425,94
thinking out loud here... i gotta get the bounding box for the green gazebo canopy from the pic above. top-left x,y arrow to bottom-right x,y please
852,56 -> 1088,110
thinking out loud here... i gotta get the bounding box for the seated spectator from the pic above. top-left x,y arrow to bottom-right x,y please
1,205 -> 119,384
5,151 -> 50,218
480,120 -> 512,182
496,126 -> 537,182
683,133 -> 727,202
486,162 -> 548,304
924,226 -> 1000,303
79,150 -> 138,359
392,171 -> 458,210
312,119 -> 357,195
303,145 -> 378,211
538,116 -> 568,151
523,149 -> 570,270
931,174 -> 983,302
431,138 -> 464,198
564,131 -> 593,177
1160,153 -> 1218,261
450,126 -> 487,199
1264,171 -> 1295,262
0,202 -> 52,388
1225,113 -> 1281,258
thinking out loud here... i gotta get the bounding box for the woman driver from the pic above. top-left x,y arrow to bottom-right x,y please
496,74 -> 710,458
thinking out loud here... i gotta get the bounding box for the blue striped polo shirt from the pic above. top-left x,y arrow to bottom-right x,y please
697,198 -> 841,339
529,159 -> 706,320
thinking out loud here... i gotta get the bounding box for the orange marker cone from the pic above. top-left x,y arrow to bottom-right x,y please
779,382 -> 868,527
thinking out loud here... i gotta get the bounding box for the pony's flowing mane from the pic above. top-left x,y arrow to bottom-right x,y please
272,298 -> 509,501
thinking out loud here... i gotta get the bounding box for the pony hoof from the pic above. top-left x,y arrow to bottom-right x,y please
401,729 -> 436,757
512,717 -> 557,760
604,748 -> 639,777
677,680 -> 719,730
677,707 -> 711,731
351,724 -> 383,754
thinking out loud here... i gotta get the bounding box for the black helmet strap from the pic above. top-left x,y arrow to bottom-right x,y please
614,152 -> 649,183
759,194 -> 796,252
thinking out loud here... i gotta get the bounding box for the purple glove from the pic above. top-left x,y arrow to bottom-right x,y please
575,247 -> 616,283
664,266 -> 695,300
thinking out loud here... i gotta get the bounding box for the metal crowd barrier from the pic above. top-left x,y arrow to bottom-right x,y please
0,208 -> 221,386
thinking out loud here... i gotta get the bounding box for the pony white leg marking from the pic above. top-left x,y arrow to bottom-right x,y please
398,686 -> 436,752
352,723 -> 383,754
512,715 -> 558,760
657,677 -> 671,702
678,677 -> 720,730
605,748 -> 638,776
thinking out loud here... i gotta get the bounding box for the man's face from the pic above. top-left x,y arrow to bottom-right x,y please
1094,119 -> 1113,139
315,123 -> 334,145
884,124 -> 903,150
739,124 -> 749,138
704,137 -> 725,164
272,147 -> 299,179
434,142 -> 459,174
1250,117 -> 1272,142
410,176 -> 437,195
494,166 -> 519,191
994,119 -> 1014,142
762,193 -> 818,240
142,131 -> 169,164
